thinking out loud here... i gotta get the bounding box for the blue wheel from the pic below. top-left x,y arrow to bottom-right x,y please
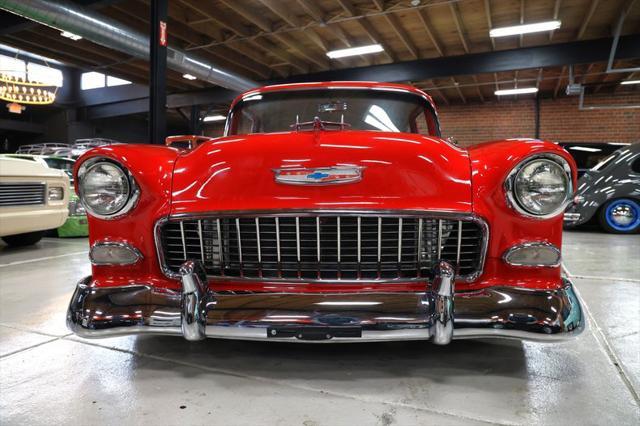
599,198 -> 640,234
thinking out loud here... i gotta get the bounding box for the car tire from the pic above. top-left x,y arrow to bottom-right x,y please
1,231 -> 45,247
598,198 -> 640,234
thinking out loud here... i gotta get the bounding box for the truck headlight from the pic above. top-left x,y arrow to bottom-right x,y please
48,186 -> 64,201
505,154 -> 572,218
77,159 -> 139,219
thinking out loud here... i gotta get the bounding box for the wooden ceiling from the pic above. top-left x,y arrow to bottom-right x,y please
1,0 -> 639,104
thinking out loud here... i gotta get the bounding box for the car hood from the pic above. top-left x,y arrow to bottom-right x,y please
170,131 -> 472,214
0,157 -> 65,178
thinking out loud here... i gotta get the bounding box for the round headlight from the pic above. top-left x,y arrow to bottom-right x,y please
507,156 -> 572,218
78,160 -> 137,218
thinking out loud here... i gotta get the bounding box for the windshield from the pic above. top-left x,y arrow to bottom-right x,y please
228,89 -> 439,136
589,152 -> 618,172
44,158 -> 75,179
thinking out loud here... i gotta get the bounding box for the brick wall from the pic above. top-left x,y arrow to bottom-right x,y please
437,93 -> 640,147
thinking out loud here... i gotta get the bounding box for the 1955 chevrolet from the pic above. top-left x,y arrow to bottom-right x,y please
67,81 -> 585,344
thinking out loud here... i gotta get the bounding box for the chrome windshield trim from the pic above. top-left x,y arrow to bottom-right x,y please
154,210 -> 489,284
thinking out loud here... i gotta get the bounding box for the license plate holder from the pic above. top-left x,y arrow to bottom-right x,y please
267,326 -> 362,340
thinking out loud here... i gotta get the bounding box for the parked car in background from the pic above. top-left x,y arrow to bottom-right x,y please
558,142 -> 630,178
3,154 -> 88,237
67,81 -> 585,346
0,156 -> 69,246
51,138 -> 120,159
565,143 -> 640,234
16,142 -> 70,156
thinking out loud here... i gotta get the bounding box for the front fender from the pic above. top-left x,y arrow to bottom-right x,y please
73,144 -> 181,285
468,139 -> 577,289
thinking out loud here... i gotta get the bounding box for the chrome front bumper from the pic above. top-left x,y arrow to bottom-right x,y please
67,261 -> 585,344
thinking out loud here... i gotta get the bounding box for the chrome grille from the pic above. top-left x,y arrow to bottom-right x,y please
158,214 -> 486,282
0,183 -> 46,207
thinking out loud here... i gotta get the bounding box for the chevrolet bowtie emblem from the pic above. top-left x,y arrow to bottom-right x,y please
273,166 -> 364,185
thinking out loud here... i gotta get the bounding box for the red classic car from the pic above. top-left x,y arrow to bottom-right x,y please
67,81 -> 585,344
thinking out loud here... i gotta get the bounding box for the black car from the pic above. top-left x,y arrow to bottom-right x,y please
559,142 -> 630,178
564,143 -> 640,234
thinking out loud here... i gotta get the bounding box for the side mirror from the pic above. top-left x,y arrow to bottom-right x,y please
446,136 -> 459,146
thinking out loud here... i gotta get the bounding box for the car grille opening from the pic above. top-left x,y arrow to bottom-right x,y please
0,183 -> 46,207
158,214 -> 486,282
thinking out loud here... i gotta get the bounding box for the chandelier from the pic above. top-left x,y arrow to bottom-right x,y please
0,72 -> 57,105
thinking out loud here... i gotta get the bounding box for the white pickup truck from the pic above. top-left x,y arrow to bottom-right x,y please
0,156 -> 69,246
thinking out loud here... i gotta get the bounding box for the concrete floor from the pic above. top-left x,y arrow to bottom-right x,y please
0,231 -> 638,425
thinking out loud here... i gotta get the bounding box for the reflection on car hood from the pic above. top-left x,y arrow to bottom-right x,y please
170,131 -> 472,214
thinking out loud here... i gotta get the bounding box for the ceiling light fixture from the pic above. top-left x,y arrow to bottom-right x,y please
182,73 -> 197,80
203,114 -> 226,122
490,21 -> 561,38
326,44 -> 384,59
620,80 -> 640,85
495,87 -> 539,96
60,31 -> 82,41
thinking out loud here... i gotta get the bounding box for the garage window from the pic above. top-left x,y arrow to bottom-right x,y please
81,72 -> 131,90
27,63 -> 63,87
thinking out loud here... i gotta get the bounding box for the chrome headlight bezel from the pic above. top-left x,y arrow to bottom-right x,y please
504,154 -> 573,219
77,157 -> 140,220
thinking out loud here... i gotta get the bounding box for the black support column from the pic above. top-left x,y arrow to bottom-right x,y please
190,105 -> 201,135
149,0 -> 167,144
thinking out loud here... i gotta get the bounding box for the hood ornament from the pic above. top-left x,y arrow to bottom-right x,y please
273,166 -> 364,185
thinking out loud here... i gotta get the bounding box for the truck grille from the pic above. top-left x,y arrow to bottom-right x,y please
158,213 -> 486,282
0,183 -> 46,207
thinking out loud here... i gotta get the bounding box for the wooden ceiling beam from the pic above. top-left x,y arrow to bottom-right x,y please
178,0 -> 309,74
483,0 -> 495,50
371,0 -> 385,11
296,0 -> 352,48
415,8 -> 444,56
296,0 -> 325,23
258,0 -> 330,53
519,0 -> 524,48
296,0 -> 369,66
384,12 -> 419,59
221,0 -> 327,69
549,0 -> 562,41
270,32 -> 329,69
219,0 -> 272,33
335,0 -> 396,62
119,1 -> 272,80
449,2 -> 470,54
577,0 -> 600,40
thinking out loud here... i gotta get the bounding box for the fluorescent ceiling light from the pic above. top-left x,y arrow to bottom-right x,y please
494,87 -> 539,96
203,114 -> 226,122
326,44 -> 384,59
569,146 -> 602,153
60,31 -> 82,41
182,73 -> 197,80
620,80 -> 640,85
490,21 -> 561,38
